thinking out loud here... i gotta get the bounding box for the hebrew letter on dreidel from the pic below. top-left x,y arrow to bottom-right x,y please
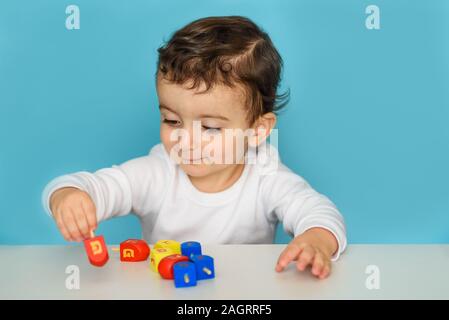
123,249 -> 134,258
84,235 -> 109,267
90,240 -> 103,255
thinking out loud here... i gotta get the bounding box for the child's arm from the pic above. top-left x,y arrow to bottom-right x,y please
43,166 -> 134,242
261,163 -> 346,279
42,145 -> 171,242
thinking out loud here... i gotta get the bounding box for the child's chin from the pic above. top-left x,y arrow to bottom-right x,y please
180,163 -> 212,177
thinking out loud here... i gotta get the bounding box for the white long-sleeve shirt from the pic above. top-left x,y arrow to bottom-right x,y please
42,142 -> 347,260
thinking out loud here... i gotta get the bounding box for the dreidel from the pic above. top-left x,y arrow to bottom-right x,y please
118,239 -> 150,262
149,247 -> 174,272
191,255 -> 215,280
83,231 -> 109,267
154,240 -> 181,254
173,261 -> 197,288
158,254 -> 190,279
180,241 -> 202,259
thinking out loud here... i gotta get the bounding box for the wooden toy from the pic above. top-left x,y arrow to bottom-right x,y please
154,240 -> 181,254
119,239 -> 150,262
180,241 -> 202,259
173,261 -> 197,288
149,247 -> 174,272
158,254 -> 190,279
81,236 -> 215,287
191,255 -> 215,280
83,233 -> 109,267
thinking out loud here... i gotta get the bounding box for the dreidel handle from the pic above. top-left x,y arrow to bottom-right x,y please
90,229 -> 121,253
203,267 -> 212,275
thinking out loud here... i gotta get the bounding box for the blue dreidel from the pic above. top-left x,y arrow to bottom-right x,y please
181,241 -> 202,259
173,261 -> 197,288
191,255 -> 215,280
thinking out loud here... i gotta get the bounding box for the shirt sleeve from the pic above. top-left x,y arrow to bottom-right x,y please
41,145 -> 171,223
261,163 -> 347,261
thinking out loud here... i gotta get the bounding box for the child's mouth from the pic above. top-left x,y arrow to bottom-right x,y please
182,158 -> 203,162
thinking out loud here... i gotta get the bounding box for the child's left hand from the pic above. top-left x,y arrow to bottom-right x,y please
275,227 -> 338,279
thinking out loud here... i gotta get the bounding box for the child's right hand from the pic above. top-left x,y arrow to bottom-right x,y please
49,187 -> 98,242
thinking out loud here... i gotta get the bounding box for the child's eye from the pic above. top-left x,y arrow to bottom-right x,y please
163,119 -> 181,127
202,126 -> 221,133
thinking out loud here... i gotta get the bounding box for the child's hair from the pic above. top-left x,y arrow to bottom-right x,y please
156,16 -> 289,125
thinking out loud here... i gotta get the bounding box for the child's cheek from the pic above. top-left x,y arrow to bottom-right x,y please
160,126 -> 175,153
201,132 -> 247,165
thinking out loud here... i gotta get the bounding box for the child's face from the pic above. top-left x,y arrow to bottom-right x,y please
156,74 -> 253,178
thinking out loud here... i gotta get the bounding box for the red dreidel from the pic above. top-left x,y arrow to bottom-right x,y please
83,231 -> 109,267
158,254 -> 190,279
118,239 -> 150,262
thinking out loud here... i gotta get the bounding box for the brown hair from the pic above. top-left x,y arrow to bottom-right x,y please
156,16 -> 289,125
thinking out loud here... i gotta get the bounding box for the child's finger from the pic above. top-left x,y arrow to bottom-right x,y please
81,199 -> 97,232
58,221 -> 72,241
275,244 -> 304,272
319,262 -> 331,279
296,246 -> 316,271
62,209 -> 83,241
54,213 -> 72,241
72,207 -> 91,239
57,211 -> 75,242
311,251 -> 325,277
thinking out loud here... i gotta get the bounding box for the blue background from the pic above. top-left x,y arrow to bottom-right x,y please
0,0 -> 448,245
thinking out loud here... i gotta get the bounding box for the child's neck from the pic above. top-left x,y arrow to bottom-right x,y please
188,163 -> 245,193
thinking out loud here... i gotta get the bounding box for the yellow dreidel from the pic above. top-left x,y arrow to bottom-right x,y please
149,247 -> 174,272
154,240 -> 181,254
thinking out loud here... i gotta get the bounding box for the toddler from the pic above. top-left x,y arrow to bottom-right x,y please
42,16 -> 346,279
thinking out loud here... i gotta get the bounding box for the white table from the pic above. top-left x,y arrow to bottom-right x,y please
1,244 -> 448,299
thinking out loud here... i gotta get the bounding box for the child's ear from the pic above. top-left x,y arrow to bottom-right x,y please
248,112 -> 277,147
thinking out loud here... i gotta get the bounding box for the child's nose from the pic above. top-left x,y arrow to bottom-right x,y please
179,123 -> 202,151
